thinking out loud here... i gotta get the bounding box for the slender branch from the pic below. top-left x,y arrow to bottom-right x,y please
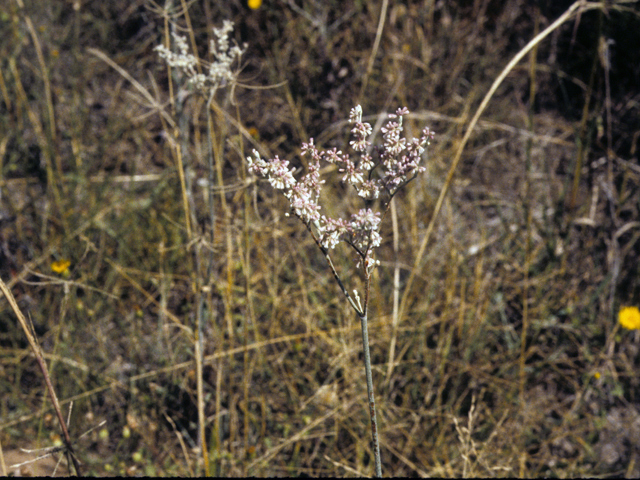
358,309 -> 382,477
302,219 -> 364,316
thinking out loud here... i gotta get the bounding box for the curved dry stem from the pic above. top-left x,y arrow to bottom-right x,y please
359,0 -> 390,104
395,0 -> 601,340
0,277 -> 82,475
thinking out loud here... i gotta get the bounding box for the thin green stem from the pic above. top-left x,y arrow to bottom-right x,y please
303,220 -> 364,316
358,309 -> 382,477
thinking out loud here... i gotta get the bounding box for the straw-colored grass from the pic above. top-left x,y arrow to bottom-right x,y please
2,0 -> 640,476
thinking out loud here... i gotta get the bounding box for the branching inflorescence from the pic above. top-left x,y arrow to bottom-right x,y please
248,105 -> 434,279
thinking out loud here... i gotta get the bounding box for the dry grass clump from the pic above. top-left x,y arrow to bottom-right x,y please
1,0 -> 640,477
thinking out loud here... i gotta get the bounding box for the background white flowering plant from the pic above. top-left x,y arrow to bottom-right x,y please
155,20 -> 245,97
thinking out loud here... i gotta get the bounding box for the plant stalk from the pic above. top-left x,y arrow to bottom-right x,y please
0,278 -> 81,475
358,310 -> 382,477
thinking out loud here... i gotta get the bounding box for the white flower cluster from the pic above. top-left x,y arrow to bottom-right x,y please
155,20 -> 245,95
248,105 -> 434,273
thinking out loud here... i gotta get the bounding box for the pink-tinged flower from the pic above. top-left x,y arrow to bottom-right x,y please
351,208 -> 381,230
323,148 -> 344,164
267,157 -> 296,190
338,158 -> 363,185
363,254 -> 380,274
423,127 -> 436,142
381,121 -> 406,157
350,137 -> 369,152
347,209 -> 382,251
318,216 -> 349,249
290,184 -> 321,222
321,229 -> 342,249
246,150 -> 268,178
349,105 -> 363,123
301,138 -> 320,160
348,105 -> 373,153
356,180 -> 380,200
359,154 -> 374,171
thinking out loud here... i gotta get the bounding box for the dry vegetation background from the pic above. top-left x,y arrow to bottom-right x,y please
1,0 -> 640,477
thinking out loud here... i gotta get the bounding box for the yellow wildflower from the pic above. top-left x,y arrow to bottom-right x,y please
248,0 -> 262,9
618,306 -> 640,330
248,126 -> 260,140
51,259 -> 71,275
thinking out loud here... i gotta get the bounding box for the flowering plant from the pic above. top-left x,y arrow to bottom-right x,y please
619,306 -> 640,331
155,20 -> 245,97
248,105 -> 434,302
155,21 -> 246,474
248,104 -> 434,476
